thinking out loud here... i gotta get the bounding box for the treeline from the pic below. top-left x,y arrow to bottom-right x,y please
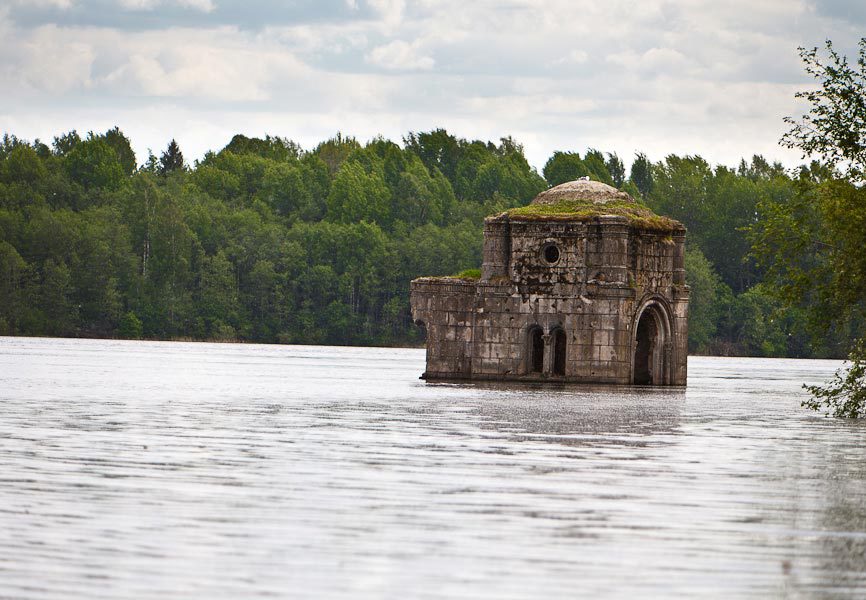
0,127 -> 852,356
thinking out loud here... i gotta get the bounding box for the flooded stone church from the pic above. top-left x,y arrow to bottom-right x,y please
410,180 -> 689,385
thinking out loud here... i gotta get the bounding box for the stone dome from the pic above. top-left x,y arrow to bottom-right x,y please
531,179 -> 634,206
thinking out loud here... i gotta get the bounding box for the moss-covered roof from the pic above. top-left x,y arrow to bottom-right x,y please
482,179 -> 685,232
494,199 -> 682,232
488,180 -> 684,232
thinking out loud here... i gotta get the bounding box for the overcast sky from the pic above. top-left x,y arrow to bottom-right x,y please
1,0 -> 863,171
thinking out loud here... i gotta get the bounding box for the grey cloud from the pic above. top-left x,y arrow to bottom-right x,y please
8,0 -> 379,31
1,0 -> 860,173
809,0 -> 866,25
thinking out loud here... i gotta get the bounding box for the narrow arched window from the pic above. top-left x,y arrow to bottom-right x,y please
529,327 -> 544,373
552,328 -> 567,376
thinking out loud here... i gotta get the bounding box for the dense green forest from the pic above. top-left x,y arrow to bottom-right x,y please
0,127 -> 854,357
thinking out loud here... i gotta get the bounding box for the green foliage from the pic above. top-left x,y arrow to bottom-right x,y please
541,148 -> 622,188
454,268 -> 481,279
606,153 -> 625,187
583,149 -> 614,185
159,139 -> 185,176
0,240 -> 32,333
103,127 -> 137,175
630,153 -> 653,198
65,135 -> 125,192
314,133 -> 361,176
405,129 -> 460,182
752,178 -> 833,336
119,311 -> 143,339
326,160 -> 391,225
782,39 -> 866,181
3,145 -> 47,186
684,246 -> 720,353
198,250 -> 239,335
757,37 -> 866,416
223,134 -> 301,162
543,148 -> 625,187
40,258 -> 76,336
647,154 -> 781,294
752,41 -> 866,360
0,124 -> 859,359
721,284 -> 789,357
803,339 -> 866,418
543,152 -> 588,186
52,131 -> 82,156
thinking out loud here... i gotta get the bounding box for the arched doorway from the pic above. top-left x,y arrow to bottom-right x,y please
632,302 -> 670,385
529,327 -> 544,373
552,328 -> 567,376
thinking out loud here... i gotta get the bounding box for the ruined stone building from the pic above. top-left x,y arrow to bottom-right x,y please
410,180 -> 689,385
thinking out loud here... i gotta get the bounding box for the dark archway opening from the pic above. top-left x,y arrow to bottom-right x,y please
552,329 -> 567,376
633,311 -> 657,385
529,327 -> 544,373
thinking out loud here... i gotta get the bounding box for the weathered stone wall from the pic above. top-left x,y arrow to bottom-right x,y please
481,221 -> 510,280
410,279 -> 476,377
410,217 -> 689,385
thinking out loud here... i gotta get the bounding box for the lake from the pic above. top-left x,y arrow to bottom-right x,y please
1,337 -> 865,598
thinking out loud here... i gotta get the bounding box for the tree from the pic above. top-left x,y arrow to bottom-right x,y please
325,160 -> 391,225
804,340 -> 866,418
405,129 -> 460,183
760,38 -> 866,416
471,151 -> 546,204
39,258 -> 77,335
2,124 -> 841,353
314,133 -> 360,176
119,311 -> 143,339
392,154 -> 454,226
257,162 -> 312,217
222,134 -> 301,162
3,145 -> 47,186
52,131 -> 81,156
0,241 -> 32,333
684,246 -> 721,353
606,152 -> 626,187
197,250 -> 239,336
543,151 -> 588,186
630,152 -> 653,197
102,127 -> 137,175
65,136 -> 125,192
159,139 -> 185,175
583,149 -> 614,185
781,39 -> 866,181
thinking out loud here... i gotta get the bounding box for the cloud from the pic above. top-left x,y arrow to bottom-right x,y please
118,0 -> 215,12
1,0 -> 861,173
553,50 -> 589,66
366,39 -> 433,71
16,26 -> 93,93
10,0 -> 73,8
365,0 -> 405,28
4,0 -> 379,32
606,47 -> 695,77
810,0 -> 866,24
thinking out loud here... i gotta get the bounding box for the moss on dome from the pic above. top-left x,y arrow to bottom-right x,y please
494,199 -> 682,232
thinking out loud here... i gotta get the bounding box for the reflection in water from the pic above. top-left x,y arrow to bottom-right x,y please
462,382 -> 685,440
0,338 -> 864,599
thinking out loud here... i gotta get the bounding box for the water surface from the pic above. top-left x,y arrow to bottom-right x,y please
1,337 -> 864,598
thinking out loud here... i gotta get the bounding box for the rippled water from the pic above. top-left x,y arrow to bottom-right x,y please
1,337 -> 865,599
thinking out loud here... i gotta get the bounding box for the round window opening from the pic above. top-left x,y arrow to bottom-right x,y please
543,244 -> 560,264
